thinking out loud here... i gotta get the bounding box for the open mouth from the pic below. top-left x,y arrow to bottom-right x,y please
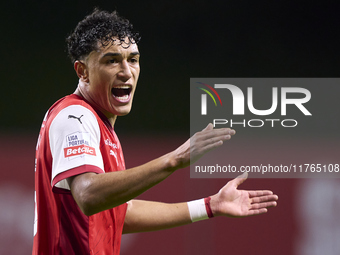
111,85 -> 132,101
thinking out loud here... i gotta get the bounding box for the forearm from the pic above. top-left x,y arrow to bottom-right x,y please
68,125 -> 235,216
68,152 -> 179,216
123,199 -> 191,234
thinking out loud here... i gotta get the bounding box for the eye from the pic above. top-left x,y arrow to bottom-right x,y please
129,57 -> 139,64
108,59 -> 118,64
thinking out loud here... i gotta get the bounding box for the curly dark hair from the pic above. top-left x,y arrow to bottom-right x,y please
66,8 -> 141,63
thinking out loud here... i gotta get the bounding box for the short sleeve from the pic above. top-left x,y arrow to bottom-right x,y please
49,105 -> 105,191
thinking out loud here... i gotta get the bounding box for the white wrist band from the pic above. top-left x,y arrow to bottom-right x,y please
187,198 -> 209,222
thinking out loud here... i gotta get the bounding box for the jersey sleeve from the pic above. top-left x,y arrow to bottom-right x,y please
49,104 -> 105,191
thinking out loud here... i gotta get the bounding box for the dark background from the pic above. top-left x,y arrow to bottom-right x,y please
1,0 -> 340,135
1,1 -> 340,255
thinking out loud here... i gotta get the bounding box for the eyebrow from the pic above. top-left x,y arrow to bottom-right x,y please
102,52 -> 140,58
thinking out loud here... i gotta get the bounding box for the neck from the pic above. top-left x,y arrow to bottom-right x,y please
74,81 -> 117,127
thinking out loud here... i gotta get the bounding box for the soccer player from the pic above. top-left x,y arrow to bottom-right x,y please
32,9 -> 278,255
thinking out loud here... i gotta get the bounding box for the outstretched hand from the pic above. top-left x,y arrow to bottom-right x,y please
210,172 -> 278,217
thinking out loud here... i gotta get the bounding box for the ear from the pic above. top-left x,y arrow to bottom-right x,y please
74,61 -> 89,82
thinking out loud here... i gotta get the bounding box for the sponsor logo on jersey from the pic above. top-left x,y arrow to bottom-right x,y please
110,149 -> 117,160
64,132 -> 95,158
68,114 -> 84,124
106,139 -> 118,163
105,139 -> 118,149
67,134 -> 89,147
64,144 -> 96,157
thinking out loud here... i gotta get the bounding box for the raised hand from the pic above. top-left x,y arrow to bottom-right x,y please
174,123 -> 236,169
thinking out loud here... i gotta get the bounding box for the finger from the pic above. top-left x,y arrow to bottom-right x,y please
215,128 -> 236,136
248,190 -> 274,198
228,129 -> 236,136
250,200 -> 277,210
232,172 -> 248,187
247,208 -> 268,216
196,132 -> 233,150
200,129 -> 235,141
201,123 -> 236,135
250,194 -> 278,204
200,125 -> 236,138
198,139 -> 225,154
202,123 -> 214,131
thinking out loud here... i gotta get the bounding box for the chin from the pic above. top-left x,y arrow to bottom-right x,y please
116,111 -> 130,117
113,107 -> 132,117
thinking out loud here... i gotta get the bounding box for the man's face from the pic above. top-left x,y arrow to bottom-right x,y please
81,38 -> 140,119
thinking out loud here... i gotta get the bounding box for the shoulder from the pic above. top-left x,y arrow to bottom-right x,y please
46,95 -> 102,145
50,94 -> 96,116
46,95 -> 98,126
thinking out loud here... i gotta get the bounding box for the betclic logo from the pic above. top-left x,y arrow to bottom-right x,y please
64,144 -> 96,157
197,82 -> 312,128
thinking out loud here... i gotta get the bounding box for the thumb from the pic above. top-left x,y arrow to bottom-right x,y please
233,172 -> 248,187
202,123 -> 214,131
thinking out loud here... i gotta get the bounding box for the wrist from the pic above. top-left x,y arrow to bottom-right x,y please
159,151 -> 181,173
187,196 -> 214,222
209,194 -> 220,217
204,197 -> 214,218
167,149 -> 187,171
171,138 -> 191,170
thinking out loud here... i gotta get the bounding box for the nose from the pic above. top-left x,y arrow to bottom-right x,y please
118,60 -> 132,81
